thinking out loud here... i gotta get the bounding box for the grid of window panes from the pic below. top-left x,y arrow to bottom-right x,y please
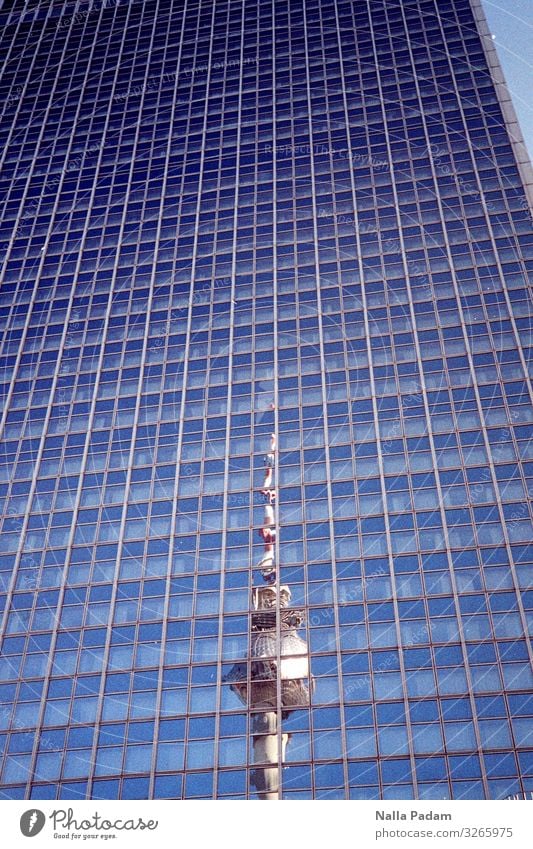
0,0 -> 532,800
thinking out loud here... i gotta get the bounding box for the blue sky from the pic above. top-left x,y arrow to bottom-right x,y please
481,0 -> 533,159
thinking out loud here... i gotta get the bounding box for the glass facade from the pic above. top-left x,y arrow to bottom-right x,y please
0,0 -> 532,800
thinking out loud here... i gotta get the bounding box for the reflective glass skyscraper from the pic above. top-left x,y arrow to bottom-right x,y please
0,0 -> 532,801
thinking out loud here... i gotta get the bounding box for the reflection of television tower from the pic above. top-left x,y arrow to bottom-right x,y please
226,421 -> 310,799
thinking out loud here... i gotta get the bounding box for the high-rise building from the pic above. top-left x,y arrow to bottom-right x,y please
0,0 -> 532,801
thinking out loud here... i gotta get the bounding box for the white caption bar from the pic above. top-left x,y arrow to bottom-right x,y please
2,799 -> 531,848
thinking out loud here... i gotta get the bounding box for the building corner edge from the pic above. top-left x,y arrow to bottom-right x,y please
469,0 -> 533,219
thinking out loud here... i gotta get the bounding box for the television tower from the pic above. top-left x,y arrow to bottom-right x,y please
226,420 -> 310,799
